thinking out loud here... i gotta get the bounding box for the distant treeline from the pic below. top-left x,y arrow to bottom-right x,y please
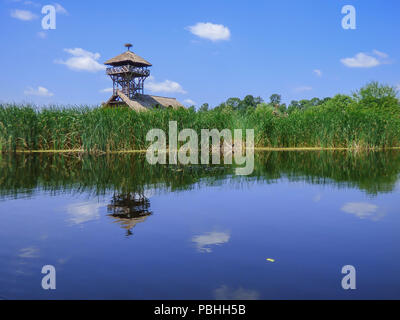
197,92 -> 333,113
0,82 -> 399,151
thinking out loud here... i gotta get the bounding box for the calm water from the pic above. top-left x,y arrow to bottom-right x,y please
0,151 -> 399,300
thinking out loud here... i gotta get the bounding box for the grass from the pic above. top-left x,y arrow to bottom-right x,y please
1,84 -> 399,152
0,105 -> 399,152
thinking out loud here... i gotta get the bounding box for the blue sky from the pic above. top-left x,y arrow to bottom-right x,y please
0,0 -> 399,107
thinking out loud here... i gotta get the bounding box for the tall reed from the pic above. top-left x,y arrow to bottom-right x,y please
0,92 -> 399,152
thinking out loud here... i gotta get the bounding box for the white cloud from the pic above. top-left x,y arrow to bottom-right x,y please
184,99 -> 196,106
18,247 -> 40,258
372,49 -> 388,59
24,86 -> 54,97
214,285 -> 260,300
187,22 -> 231,42
341,50 -> 390,68
10,9 -> 37,21
145,76 -> 186,94
67,201 -> 104,225
294,86 -> 313,93
37,31 -> 47,39
192,231 -> 230,253
100,88 -> 113,93
54,3 -> 68,15
341,202 -> 384,221
23,1 -> 41,7
313,69 -> 322,77
341,53 -> 380,68
56,48 -> 106,72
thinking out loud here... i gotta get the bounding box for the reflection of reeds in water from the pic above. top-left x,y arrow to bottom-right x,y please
253,151 -> 400,195
107,193 -> 152,237
0,151 -> 399,199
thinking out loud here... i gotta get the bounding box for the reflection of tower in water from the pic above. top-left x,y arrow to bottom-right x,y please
107,193 -> 152,237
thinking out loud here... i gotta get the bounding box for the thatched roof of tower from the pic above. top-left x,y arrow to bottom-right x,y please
104,91 -> 184,112
104,50 -> 152,67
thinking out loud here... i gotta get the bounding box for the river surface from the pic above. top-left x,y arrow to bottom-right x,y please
0,151 -> 399,299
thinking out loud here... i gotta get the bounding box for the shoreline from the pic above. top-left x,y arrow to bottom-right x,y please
2,146 -> 400,154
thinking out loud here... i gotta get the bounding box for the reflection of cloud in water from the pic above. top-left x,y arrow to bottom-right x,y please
341,202 -> 384,221
67,201 -> 105,225
39,234 -> 48,241
192,232 -> 230,253
313,194 -> 322,202
214,285 -> 260,300
57,258 -> 69,265
18,247 -> 40,259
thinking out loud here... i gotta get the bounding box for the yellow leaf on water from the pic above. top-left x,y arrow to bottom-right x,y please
266,258 -> 275,263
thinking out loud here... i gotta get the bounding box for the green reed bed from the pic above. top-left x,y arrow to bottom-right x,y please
0,104 -> 399,151
249,106 -> 400,149
1,83 -> 399,152
0,105 -> 238,152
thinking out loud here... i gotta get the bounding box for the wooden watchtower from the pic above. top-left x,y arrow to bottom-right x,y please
104,44 -> 184,111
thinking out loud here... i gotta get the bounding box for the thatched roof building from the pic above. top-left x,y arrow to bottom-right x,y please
103,44 -> 184,111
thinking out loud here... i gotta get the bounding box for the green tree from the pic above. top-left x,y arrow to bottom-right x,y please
269,94 -> 281,107
288,100 -> 300,114
309,97 -> 321,107
237,95 -> 257,112
226,97 -> 241,110
199,103 -> 209,112
353,82 -> 399,114
243,95 -> 256,107
278,103 -> 287,114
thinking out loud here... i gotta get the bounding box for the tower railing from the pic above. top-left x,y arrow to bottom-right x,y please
106,65 -> 150,77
